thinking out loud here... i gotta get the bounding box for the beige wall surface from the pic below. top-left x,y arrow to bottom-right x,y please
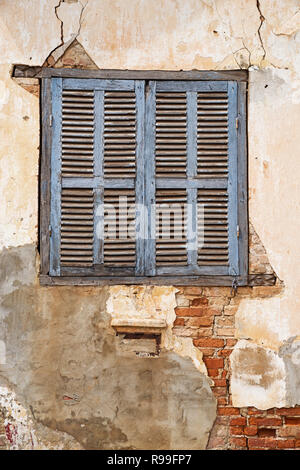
0,0 -> 300,449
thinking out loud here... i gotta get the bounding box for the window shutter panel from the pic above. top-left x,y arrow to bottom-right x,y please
49,78 -> 144,277
145,80 -> 239,277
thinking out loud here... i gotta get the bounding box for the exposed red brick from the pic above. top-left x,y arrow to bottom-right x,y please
213,379 -> 227,387
175,306 -> 217,317
207,369 -> 220,377
248,438 -> 277,449
204,358 -> 224,369
198,348 -> 215,356
247,407 -> 265,416
230,437 -> 247,448
191,297 -> 208,306
217,397 -> 228,406
226,339 -> 238,347
276,408 -> 300,416
249,417 -> 282,426
230,417 -> 246,426
218,407 -> 240,416
244,426 -> 258,436
285,417 -> 300,425
230,425 -> 244,435
173,317 -> 185,326
186,316 -> 213,327
193,338 -> 224,348
218,349 -> 233,357
277,439 -> 295,449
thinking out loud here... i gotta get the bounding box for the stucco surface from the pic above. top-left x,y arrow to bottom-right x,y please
0,0 -> 300,445
0,245 -> 216,449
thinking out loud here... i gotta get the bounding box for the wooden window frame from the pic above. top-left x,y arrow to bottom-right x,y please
11,66 -> 272,287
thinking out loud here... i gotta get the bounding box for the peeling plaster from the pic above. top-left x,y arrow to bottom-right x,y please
107,286 -> 208,377
231,340 -> 287,409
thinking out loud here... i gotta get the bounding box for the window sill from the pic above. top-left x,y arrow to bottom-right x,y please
39,273 -> 276,287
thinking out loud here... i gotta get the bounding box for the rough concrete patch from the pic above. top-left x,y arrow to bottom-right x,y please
0,245 -> 216,449
279,337 -> 300,407
0,244 -> 37,296
230,340 -> 286,409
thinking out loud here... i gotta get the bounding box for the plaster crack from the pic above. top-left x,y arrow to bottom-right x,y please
256,0 -> 266,62
55,0 -> 64,47
44,0 -> 89,66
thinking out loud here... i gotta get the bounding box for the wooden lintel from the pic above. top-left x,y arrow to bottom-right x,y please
13,65 -> 248,81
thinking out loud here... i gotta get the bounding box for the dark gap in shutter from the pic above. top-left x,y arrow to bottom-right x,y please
61,90 -> 94,177
60,188 -> 94,267
103,188 -> 136,267
155,189 -> 187,266
155,92 -> 187,177
103,91 -> 136,178
197,188 -> 229,266
197,91 -> 228,178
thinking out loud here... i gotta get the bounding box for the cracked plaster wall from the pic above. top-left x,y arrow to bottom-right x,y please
0,0 -> 300,447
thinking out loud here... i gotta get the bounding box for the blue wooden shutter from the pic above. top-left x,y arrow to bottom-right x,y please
49,78 -> 145,276
144,80 -> 239,276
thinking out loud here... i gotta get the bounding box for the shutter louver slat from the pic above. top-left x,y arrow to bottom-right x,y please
104,91 -> 136,178
103,189 -> 136,267
197,189 -> 229,266
197,92 -> 228,178
60,188 -> 94,267
61,90 -> 94,177
155,92 -> 187,177
155,189 -> 187,266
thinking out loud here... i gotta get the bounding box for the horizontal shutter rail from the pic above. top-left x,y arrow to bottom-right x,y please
156,178 -> 227,189
62,177 -> 135,189
62,79 -> 135,91
156,81 -> 228,92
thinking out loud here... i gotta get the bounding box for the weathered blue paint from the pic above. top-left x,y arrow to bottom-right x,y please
227,81 -> 239,276
49,78 -> 62,276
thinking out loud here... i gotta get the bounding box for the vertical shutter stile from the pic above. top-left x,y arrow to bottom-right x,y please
49,78 -> 62,276
135,80 -> 146,276
227,82 -> 239,276
93,89 -> 104,266
145,81 -> 156,276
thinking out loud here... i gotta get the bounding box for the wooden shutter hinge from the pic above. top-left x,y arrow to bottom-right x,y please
50,115 -> 53,127
236,117 -> 239,129
49,225 -> 52,237
237,225 -> 240,239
